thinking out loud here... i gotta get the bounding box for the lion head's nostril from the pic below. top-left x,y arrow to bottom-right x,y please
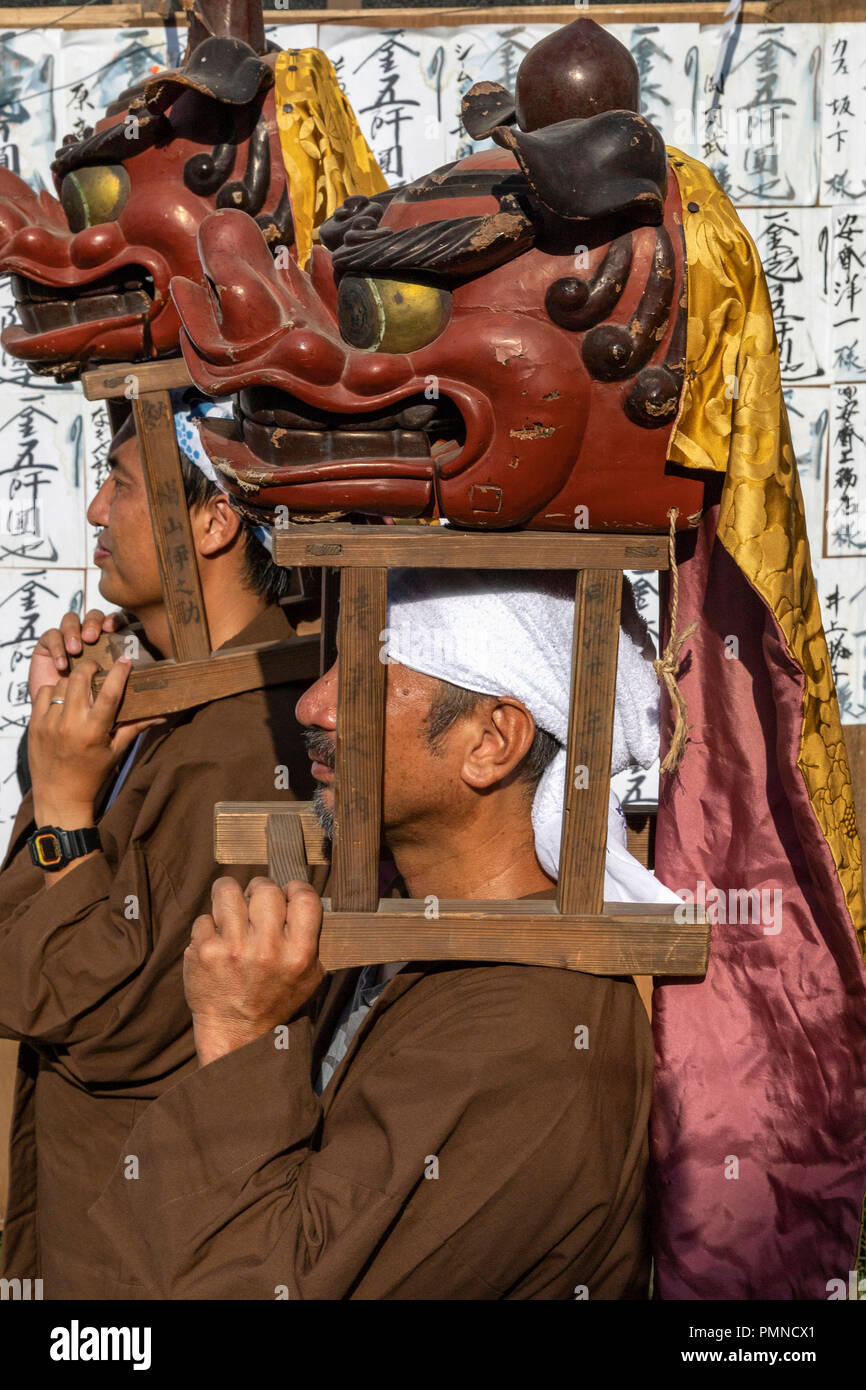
343,352 -> 413,397
70,224 -> 124,270
284,329 -> 344,386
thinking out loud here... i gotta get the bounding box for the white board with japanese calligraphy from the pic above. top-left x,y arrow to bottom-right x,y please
0,15 -> 865,838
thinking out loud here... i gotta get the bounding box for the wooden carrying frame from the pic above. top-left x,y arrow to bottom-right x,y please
77,359 -> 321,719
216,522 -> 710,976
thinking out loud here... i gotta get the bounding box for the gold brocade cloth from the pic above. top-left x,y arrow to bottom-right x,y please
274,49 -> 388,271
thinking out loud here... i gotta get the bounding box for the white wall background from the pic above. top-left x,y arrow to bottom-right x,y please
0,17 -> 863,841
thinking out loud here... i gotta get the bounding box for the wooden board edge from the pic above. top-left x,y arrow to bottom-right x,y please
10,4 -> 864,33
214,801 -> 330,865
273,526 -> 671,569
8,5 -> 819,35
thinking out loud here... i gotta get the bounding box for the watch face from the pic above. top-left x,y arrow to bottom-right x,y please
33,832 -> 63,867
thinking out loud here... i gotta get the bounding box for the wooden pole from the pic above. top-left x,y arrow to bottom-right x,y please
331,567 -> 387,912
557,568 -> 623,916
320,566 -> 340,677
131,389 -> 212,663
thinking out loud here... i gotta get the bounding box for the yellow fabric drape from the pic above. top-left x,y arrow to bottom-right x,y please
666,146 -> 865,950
274,49 -> 388,271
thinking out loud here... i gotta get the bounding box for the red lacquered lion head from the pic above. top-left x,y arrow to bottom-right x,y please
174,19 -> 713,532
0,3 -> 291,377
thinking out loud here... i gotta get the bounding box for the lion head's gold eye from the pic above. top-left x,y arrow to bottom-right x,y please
337,276 -> 450,353
61,164 -> 131,232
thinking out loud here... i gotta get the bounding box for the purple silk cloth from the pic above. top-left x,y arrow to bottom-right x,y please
652,505 -> 866,1299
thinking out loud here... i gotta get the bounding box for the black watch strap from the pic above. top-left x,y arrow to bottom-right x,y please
28,825 -> 101,871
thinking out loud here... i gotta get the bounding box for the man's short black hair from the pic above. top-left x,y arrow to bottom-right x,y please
178,450 -> 289,605
424,677 -> 561,792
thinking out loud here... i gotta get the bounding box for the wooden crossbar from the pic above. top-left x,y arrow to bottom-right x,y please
216,801 -> 330,865
89,634 -> 320,719
314,901 -> 707,975
215,801 -> 661,872
274,524 -> 670,570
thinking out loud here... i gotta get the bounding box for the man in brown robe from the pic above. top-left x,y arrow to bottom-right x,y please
0,408 -> 312,1299
93,570 -> 658,1300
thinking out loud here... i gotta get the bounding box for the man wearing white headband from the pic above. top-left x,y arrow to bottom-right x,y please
378,567 -> 679,906
0,396 -> 314,1299
93,568 -> 660,1301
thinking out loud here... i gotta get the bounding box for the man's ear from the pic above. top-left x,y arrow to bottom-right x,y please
461,697 -> 537,791
194,493 -> 244,558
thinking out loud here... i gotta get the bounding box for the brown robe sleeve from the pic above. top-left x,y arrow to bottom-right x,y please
0,689 -> 305,1084
90,963 -> 651,1299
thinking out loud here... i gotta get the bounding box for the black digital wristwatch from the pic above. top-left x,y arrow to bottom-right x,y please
27,825 -> 101,871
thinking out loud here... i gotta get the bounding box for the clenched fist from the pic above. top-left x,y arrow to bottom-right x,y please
28,607 -> 126,702
185,876 -> 326,1066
